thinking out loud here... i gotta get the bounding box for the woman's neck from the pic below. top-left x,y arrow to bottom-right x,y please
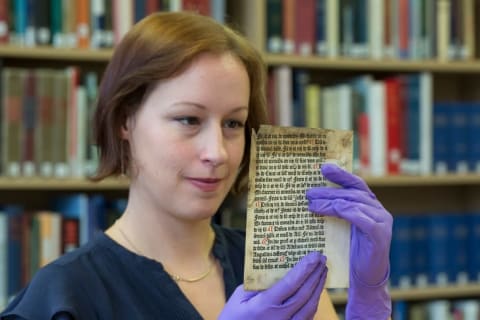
107,201 -> 216,274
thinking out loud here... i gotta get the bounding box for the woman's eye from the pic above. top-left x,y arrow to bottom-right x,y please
175,116 -> 200,126
224,119 -> 245,129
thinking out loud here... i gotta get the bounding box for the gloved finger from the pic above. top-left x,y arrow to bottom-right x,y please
260,252 -> 325,305
332,199 -> 393,232
333,199 -> 393,241
279,256 -> 327,319
291,266 -> 328,320
321,163 -> 375,198
308,198 -> 387,224
306,187 -> 382,209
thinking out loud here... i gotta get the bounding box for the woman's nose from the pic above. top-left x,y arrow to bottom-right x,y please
200,125 -> 228,166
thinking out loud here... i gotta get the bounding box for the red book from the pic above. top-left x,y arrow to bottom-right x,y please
294,0 -> 316,55
385,78 -> 402,174
62,218 -> 79,253
0,0 -> 9,43
282,0 -> 295,54
398,0 -> 409,58
146,0 -> 161,14
182,0 -> 210,16
76,0 -> 90,48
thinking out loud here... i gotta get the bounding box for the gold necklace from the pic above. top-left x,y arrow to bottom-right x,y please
115,221 -> 214,283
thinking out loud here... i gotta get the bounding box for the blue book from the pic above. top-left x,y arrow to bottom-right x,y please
433,103 -> 451,174
411,215 -> 428,286
448,213 -> 469,284
315,0 -> 326,55
340,0 -> 353,56
390,215 -> 412,288
427,213 -> 450,285
393,300 -> 408,320
467,103 -> 480,172
449,103 -> 469,173
403,74 -> 421,174
52,194 -> 89,245
266,0 -> 283,53
13,0 -> 27,45
87,194 -> 107,240
352,0 -> 368,57
468,212 -> 480,282
292,69 -> 309,127
5,205 -> 23,301
134,0 -> 146,23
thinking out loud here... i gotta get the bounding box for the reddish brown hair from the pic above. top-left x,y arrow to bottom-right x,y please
92,11 -> 268,194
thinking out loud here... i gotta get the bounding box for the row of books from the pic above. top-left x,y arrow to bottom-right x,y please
1,66 -> 99,178
0,0 -> 226,49
267,0 -> 478,60
434,102 -> 480,174
393,299 -> 480,320
0,194 -> 127,310
268,67 -> 434,176
390,212 -> 480,290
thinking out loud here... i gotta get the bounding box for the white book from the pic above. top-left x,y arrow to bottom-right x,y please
274,66 -> 293,126
321,87 -> 338,129
419,72 -> 433,175
437,0 -> 451,61
38,212 -> 62,268
427,300 -> 451,320
70,86 -> 87,178
326,0 -> 339,57
409,0 -> 421,59
336,84 -> 353,131
368,0 -> 384,59
170,0 -> 182,12
210,0 -> 226,23
305,84 -> 322,128
368,81 -> 386,177
112,0 -> 134,45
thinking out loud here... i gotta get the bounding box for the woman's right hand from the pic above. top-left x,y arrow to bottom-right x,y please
218,252 -> 328,320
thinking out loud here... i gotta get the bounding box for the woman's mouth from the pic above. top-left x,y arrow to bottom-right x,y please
187,177 -> 222,192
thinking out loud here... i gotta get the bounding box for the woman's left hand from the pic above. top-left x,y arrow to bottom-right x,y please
306,163 -> 392,319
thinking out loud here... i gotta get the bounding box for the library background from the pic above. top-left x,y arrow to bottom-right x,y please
0,0 -> 480,319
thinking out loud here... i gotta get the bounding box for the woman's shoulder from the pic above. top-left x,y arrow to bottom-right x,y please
0,234 -> 118,320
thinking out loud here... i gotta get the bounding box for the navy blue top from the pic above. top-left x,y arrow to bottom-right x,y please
0,224 -> 245,320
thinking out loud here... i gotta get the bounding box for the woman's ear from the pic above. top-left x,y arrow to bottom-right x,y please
120,118 -> 130,140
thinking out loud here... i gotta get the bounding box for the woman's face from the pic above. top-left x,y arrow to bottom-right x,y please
124,52 -> 249,221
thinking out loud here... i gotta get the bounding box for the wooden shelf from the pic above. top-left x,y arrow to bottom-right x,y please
1,174 -> 480,190
3,45 -> 480,72
0,45 -> 113,62
264,54 -> 480,73
0,177 -> 129,190
363,174 -> 480,187
330,283 -> 480,304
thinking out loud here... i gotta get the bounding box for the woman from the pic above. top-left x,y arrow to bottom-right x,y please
1,12 -> 391,319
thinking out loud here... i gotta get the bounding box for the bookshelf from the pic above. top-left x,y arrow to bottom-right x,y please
1,0 -> 480,316
232,0 -> 480,315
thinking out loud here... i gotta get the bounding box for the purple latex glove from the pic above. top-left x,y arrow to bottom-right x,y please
219,252 -> 328,320
306,163 -> 392,319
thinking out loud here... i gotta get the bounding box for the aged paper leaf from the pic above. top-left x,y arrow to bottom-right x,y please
244,125 -> 353,290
